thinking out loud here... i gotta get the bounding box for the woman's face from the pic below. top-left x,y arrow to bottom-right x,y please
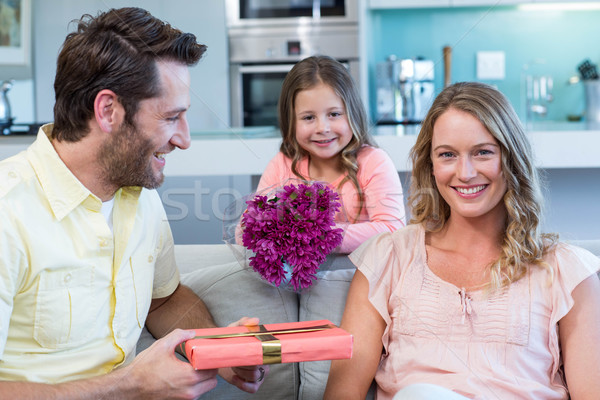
430,108 -> 508,221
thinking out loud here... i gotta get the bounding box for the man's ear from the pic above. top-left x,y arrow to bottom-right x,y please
94,89 -> 124,133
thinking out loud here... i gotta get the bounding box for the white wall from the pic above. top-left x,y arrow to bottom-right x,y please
29,0 -> 230,130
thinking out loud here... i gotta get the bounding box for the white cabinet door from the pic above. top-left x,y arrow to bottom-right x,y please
532,0 -> 599,2
452,0 -> 523,6
369,0 -> 451,8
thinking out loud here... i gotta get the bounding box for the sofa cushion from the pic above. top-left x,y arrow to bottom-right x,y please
181,250 -> 299,399
298,254 -> 356,400
138,244 -> 300,400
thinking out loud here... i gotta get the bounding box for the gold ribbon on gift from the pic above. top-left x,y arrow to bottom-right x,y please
180,323 -> 334,365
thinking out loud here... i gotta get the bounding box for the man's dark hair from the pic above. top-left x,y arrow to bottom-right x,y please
52,7 -> 206,142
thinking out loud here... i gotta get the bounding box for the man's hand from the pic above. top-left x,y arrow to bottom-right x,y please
126,329 -> 218,400
218,317 -> 270,394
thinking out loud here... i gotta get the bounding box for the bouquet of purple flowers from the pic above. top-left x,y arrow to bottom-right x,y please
239,181 -> 344,291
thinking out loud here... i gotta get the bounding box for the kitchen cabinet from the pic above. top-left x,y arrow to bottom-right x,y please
368,0 -> 583,8
369,0 -> 450,9
452,0 -> 522,6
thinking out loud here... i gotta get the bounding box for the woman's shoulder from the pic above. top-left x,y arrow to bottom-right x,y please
550,241 -> 600,267
543,241 -> 600,286
352,224 -> 423,260
350,224 -> 424,282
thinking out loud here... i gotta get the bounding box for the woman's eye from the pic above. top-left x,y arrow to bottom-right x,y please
439,151 -> 454,158
477,149 -> 494,156
301,115 -> 314,121
330,112 -> 341,117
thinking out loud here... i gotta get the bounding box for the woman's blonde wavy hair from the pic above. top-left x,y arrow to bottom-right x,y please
408,82 -> 556,289
278,55 -> 375,222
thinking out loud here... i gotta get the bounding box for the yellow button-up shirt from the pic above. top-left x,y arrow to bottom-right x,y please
0,125 -> 180,383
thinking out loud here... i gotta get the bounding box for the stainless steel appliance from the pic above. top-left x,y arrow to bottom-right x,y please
1,80 -> 14,135
228,6 -> 359,128
375,57 -> 435,124
226,0 -> 358,28
585,80 -> 600,128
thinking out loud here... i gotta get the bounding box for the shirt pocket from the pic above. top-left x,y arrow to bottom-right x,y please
33,267 -> 96,349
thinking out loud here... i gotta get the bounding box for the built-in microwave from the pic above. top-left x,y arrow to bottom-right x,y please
225,0 -> 358,28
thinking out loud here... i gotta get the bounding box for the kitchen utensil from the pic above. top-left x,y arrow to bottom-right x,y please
524,74 -> 553,121
578,59 -> 599,80
1,80 -> 14,124
443,46 -> 452,87
1,80 -> 15,135
584,80 -> 600,127
375,56 -> 435,124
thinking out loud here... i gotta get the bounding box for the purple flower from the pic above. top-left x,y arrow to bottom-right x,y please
241,182 -> 343,290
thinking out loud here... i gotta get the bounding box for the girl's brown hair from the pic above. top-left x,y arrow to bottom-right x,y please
278,55 -> 375,221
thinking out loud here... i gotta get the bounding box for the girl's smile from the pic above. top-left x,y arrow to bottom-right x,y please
294,82 -> 353,173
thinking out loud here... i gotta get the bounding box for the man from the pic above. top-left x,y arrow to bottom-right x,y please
0,7 -> 266,399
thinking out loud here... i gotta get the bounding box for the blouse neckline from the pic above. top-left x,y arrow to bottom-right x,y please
416,224 -> 489,295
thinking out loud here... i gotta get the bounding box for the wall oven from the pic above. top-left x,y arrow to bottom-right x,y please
228,18 -> 359,127
226,0 -> 358,28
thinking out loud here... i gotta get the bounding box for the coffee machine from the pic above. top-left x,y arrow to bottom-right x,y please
376,56 -> 435,124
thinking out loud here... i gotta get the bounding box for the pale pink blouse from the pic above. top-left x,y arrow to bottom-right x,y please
350,224 -> 600,400
256,146 -> 405,253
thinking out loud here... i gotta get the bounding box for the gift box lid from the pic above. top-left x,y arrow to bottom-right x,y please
181,319 -> 353,370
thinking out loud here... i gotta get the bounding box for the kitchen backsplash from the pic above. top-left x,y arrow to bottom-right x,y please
367,5 -> 600,124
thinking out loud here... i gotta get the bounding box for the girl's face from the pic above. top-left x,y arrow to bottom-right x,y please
294,83 -> 353,165
431,108 -> 507,221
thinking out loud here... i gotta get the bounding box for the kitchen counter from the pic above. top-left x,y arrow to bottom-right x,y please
2,122 -> 600,175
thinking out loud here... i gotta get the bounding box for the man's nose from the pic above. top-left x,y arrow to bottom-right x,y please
171,117 -> 191,150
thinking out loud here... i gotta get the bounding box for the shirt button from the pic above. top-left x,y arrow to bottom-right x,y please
148,255 -> 154,263
64,273 -> 72,284
99,239 -> 109,247
8,171 -> 17,178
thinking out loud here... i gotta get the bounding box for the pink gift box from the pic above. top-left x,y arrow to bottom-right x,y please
180,319 -> 353,370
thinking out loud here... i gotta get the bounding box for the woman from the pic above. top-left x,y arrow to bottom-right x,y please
324,82 -> 600,400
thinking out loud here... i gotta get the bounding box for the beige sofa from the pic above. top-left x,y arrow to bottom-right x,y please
136,240 -> 600,400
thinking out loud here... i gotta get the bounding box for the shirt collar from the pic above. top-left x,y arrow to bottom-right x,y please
26,124 -> 100,220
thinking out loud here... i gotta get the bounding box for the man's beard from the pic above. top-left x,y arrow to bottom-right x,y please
98,121 -> 164,190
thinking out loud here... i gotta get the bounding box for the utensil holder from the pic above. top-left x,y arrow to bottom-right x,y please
585,81 -> 600,126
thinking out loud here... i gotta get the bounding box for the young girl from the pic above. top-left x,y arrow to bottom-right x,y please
256,55 -> 405,254
324,82 -> 600,399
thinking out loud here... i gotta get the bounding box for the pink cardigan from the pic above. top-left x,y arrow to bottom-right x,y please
256,146 -> 405,253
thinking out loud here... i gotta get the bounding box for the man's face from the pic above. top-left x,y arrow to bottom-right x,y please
99,61 -> 191,190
